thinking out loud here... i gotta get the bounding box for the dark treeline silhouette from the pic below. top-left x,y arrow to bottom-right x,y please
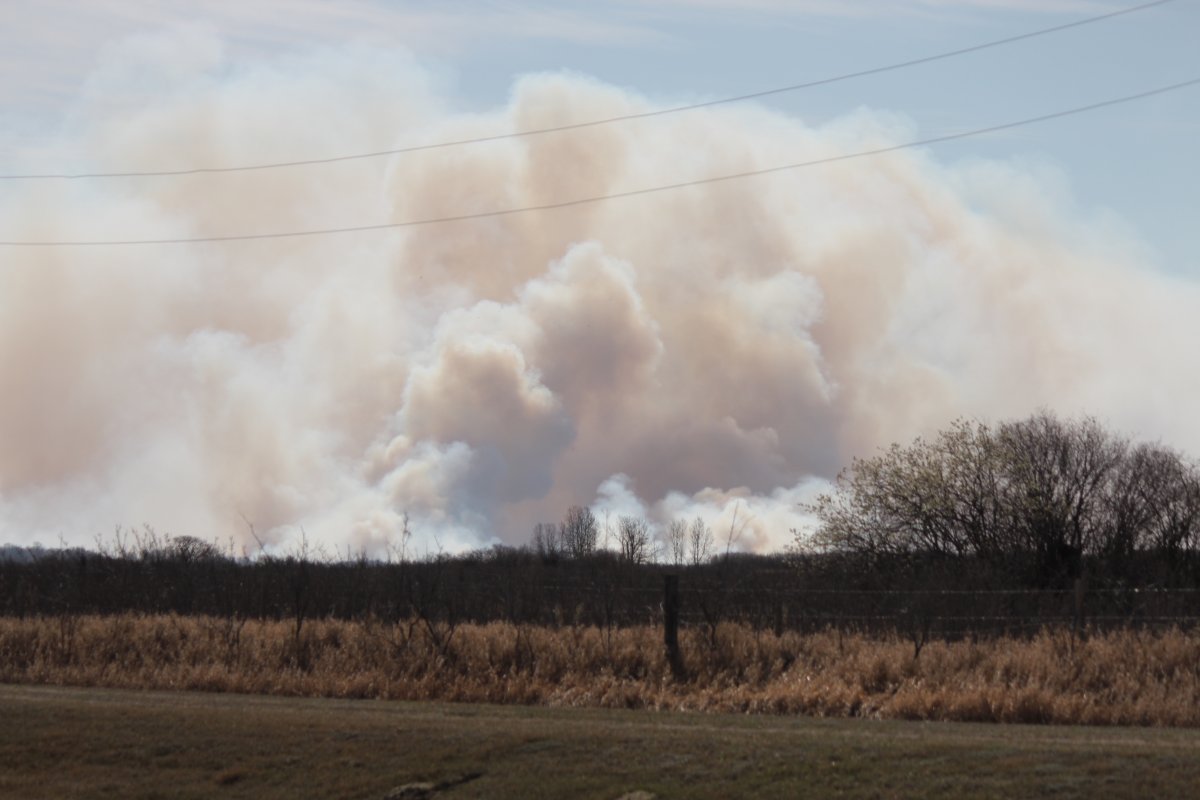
2,537 -> 1197,643
0,530 -> 785,632
3,413 -> 1199,639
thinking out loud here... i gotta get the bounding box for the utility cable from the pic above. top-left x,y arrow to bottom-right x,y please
0,0 -> 1178,180
2,77 -> 1194,247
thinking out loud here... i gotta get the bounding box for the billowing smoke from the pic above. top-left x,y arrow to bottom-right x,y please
2,32 -> 1198,555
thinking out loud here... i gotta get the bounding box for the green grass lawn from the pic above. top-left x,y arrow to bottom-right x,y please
2,683 -> 1198,799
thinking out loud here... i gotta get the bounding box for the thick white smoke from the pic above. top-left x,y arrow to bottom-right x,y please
2,32 -> 1198,555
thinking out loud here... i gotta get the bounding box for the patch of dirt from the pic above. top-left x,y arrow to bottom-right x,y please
383,771 -> 483,799
384,782 -> 436,799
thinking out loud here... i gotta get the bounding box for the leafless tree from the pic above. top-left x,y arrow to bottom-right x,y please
384,512 -> 413,564
168,535 -> 222,563
723,500 -> 750,560
801,411 -> 1200,585
561,506 -> 599,559
997,412 -> 1126,571
665,519 -> 688,567
617,516 -> 653,565
1101,443 -> 1200,564
689,516 -> 712,566
531,522 -> 562,560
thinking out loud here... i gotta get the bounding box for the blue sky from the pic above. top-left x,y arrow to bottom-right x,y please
1,0 -> 1196,268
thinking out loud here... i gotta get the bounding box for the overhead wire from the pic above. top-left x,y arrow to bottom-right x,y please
0,0 -> 1177,180
2,77 -> 1196,247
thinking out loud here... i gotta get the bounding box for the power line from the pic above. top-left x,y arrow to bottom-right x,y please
2,77 -> 1196,247
0,0 -> 1177,181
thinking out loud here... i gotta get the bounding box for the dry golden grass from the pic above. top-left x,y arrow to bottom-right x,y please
2,614 -> 1199,726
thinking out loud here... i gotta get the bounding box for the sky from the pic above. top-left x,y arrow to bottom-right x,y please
0,1 -> 1197,554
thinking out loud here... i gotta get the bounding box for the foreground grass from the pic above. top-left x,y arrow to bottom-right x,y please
3,683 -> 1200,799
4,614 -> 1200,726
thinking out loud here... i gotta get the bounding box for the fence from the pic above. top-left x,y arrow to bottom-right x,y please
3,552 -> 1199,641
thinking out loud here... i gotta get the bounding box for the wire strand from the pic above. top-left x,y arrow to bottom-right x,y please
0,0 -> 1177,180
3,77 -> 1195,247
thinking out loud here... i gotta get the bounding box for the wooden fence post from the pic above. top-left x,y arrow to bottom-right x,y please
1073,576 -> 1086,639
663,574 -> 683,678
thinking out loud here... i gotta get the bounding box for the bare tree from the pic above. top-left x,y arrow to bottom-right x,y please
800,411 -> 1200,586
1145,454 -> 1200,559
1101,443 -> 1200,565
532,522 -> 562,560
168,535 -> 222,563
617,516 -> 653,566
665,519 -> 688,567
561,506 -> 599,559
723,500 -> 750,560
997,412 -> 1125,582
384,512 -> 413,564
689,516 -> 712,566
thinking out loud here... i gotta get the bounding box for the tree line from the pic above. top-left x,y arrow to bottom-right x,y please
801,411 -> 1200,587
3,411 -> 1199,634
0,525 -> 790,634
531,505 -> 716,566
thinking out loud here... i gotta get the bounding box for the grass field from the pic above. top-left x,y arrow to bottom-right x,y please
3,683 -> 1200,799
5,614 -> 1200,726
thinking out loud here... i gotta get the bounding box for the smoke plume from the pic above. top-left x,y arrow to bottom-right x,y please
2,32 -> 1197,554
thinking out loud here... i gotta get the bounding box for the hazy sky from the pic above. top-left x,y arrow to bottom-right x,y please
0,1 -> 1197,553
2,0 -> 1196,267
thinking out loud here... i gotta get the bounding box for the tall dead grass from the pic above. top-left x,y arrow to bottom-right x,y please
2,614 -> 1198,726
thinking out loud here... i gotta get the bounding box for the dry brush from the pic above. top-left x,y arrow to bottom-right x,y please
2,614 -> 1200,726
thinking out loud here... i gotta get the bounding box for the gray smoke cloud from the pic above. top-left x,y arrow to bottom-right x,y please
3,31 -> 1198,555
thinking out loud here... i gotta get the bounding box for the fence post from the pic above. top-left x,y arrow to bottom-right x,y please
663,574 -> 683,678
1073,576 -> 1086,638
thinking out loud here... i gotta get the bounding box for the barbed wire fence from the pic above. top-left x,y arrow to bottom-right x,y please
4,550 -> 1199,643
